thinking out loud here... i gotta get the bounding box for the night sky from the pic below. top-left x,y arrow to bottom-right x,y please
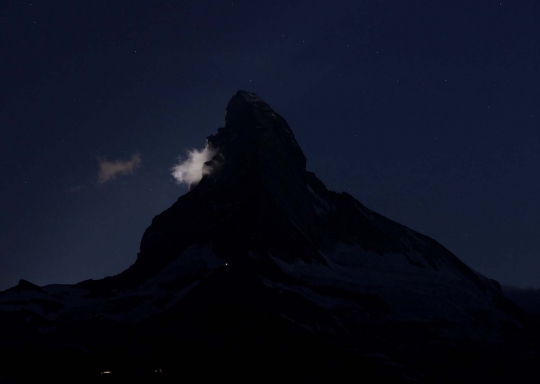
1,1 -> 539,290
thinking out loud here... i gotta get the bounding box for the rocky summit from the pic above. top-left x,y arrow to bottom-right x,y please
0,91 -> 538,382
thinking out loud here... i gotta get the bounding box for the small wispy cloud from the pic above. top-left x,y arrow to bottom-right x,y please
171,145 -> 216,186
97,153 -> 141,184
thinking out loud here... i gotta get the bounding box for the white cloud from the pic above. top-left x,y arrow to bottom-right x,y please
171,146 -> 216,186
97,153 -> 141,184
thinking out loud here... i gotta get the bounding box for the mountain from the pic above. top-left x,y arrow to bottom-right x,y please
0,91 -> 537,382
504,286 -> 540,316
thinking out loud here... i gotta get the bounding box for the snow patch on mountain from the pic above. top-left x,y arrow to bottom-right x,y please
269,242 -> 509,330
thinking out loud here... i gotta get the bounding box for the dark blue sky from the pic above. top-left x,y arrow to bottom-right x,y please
1,0 -> 539,290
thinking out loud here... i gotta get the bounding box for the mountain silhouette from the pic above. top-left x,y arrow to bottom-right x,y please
0,91 -> 536,382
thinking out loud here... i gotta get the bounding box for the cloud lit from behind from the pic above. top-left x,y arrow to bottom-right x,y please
97,153 -> 141,184
171,146 -> 216,186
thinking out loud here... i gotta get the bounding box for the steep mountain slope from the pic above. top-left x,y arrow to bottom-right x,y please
0,91 -> 535,382
105,90 -> 519,327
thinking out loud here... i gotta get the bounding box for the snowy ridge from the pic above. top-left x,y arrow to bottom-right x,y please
269,241 -> 508,327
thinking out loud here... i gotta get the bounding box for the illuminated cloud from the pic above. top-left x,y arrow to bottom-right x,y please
97,153 -> 141,184
171,145 -> 216,186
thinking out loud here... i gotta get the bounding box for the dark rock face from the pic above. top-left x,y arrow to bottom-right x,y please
1,91 -> 539,382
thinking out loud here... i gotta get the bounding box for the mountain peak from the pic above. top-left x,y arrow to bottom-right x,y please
224,90 -> 273,125
198,91 -> 312,224
230,89 -> 265,105
203,91 -> 307,191
218,90 -> 301,150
